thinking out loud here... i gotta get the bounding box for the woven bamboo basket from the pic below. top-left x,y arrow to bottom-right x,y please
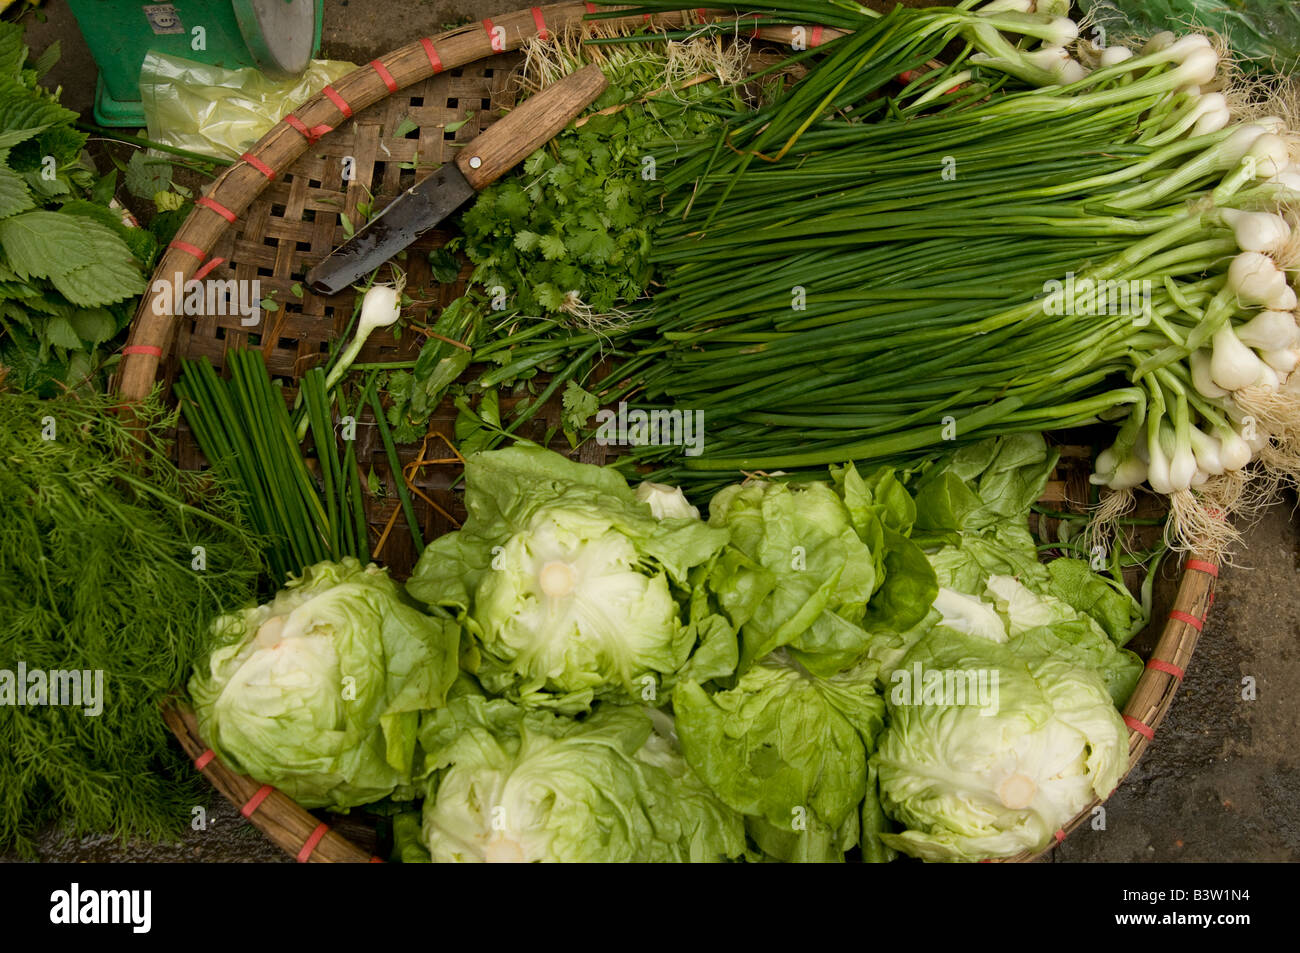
112,4 -> 1218,863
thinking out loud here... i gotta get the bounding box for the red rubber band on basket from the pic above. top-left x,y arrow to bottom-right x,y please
420,37 -> 443,73
370,856 -> 385,863
1169,609 -> 1204,632
193,256 -> 226,281
241,152 -> 276,179
322,85 -> 353,118
811,24 -> 825,47
1185,559 -> 1219,577
283,113 -> 333,144
484,18 -> 505,52
168,240 -> 205,260
196,196 -> 236,223
193,749 -> 216,771
1054,829 -> 1066,844
240,785 -> 274,819
297,822 -> 330,863
1124,715 -> 1155,740
370,59 -> 398,92
585,2 -> 597,12
531,6 -> 549,39
1146,658 -> 1186,681
122,345 -> 163,357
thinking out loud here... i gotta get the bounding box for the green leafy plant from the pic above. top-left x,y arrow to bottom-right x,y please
0,23 -> 155,394
455,41 -> 737,321
380,294 -> 483,443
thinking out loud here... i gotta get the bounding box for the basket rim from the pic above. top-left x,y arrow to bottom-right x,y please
122,7 -> 1218,864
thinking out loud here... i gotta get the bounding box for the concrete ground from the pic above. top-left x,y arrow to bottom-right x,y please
9,0 -> 1300,863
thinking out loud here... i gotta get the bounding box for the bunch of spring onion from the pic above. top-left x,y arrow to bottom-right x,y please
592,0 -> 1300,558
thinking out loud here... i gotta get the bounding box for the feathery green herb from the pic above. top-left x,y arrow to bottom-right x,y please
0,387 -> 262,853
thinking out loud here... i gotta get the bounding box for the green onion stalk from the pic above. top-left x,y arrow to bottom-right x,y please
590,0 -> 1300,558
175,351 -> 374,583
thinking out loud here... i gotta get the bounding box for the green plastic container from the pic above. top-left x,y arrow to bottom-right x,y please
65,0 -> 324,126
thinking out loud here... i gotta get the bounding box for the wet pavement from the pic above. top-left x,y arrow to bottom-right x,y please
1060,504 -> 1300,862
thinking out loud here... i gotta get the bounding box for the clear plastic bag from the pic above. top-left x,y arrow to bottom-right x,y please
140,52 -> 358,161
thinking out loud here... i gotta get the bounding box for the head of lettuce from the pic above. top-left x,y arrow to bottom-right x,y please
189,558 -> 460,811
418,696 -> 746,862
405,445 -> 737,712
872,625 -> 1129,862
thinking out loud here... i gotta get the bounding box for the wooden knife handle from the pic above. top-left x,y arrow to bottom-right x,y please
454,63 -> 608,190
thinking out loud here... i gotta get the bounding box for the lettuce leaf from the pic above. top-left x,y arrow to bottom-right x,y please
674,651 -> 884,863
706,479 -> 879,674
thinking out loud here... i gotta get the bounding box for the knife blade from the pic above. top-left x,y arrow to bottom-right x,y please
306,63 -> 608,296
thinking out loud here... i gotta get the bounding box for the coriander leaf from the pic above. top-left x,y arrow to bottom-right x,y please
566,228 -> 597,258
386,370 -> 414,408
523,150 -> 549,177
547,165 -> 575,191
551,263 -> 585,293
512,229 -> 540,253
535,283 -> 569,312
584,230 -> 617,264
538,233 -> 567,261
604,179 -> 629,210
608,202 -> 640,229
561,379 -> 599,432
494,183 -> 530,223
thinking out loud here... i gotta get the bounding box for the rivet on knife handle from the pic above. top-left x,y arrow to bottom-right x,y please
454,63 -> 608,191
